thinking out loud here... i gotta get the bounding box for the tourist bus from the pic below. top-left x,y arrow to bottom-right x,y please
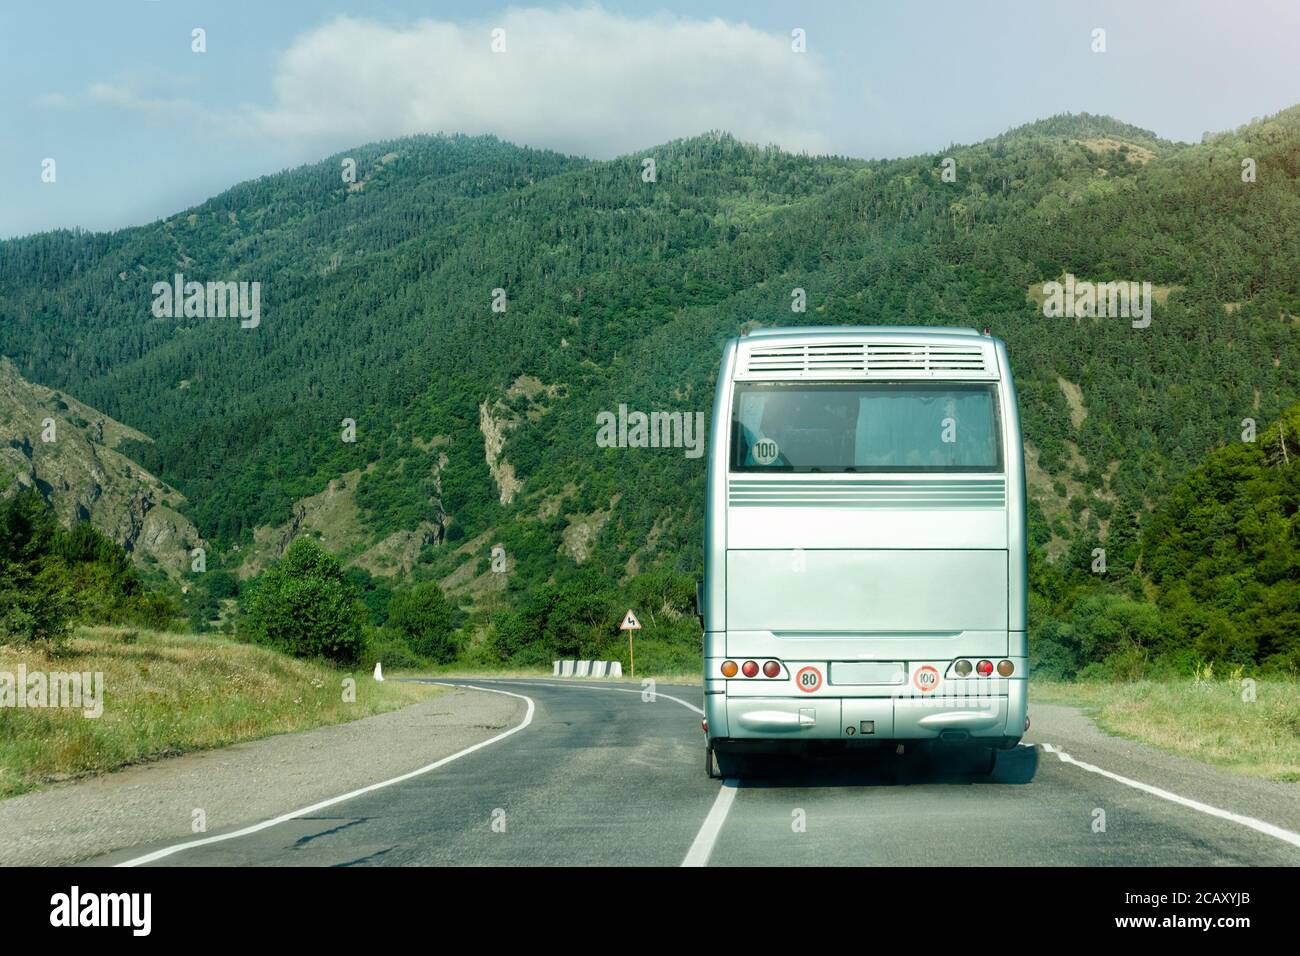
701,326 -> 1028,777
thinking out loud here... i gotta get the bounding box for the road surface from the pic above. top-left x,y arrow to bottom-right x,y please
97,678 -> 1300,867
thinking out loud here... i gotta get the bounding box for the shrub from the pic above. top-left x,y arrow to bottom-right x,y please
628,568 -> 696,621
617,639 -> 699,676
0,491 -> 74,653
1028,618 -> 1081,680
0,574 -> 73,653
386,582 -> 459,663
243,538 -> 366,664
361,627 -> 425,671
205,570 -> 240,600
130,592 -> 180,631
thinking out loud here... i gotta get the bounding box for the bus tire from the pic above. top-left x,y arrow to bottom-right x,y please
977,745 -> 998,775
706,744 -> 720,779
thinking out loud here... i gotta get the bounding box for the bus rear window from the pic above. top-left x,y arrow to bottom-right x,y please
731,382 -> 1002,472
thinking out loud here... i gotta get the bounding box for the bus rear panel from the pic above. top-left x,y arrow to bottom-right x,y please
702,327 -> 1028,773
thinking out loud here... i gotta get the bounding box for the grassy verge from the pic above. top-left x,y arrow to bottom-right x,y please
1033,678 -> 1300,782
0,626 -> 442,798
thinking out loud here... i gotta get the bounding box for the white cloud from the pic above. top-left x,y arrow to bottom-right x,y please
34,80 -> 203,120
249,6 -> 831,157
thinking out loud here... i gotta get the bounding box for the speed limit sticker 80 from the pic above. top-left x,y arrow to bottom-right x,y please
795,666 -> 823,693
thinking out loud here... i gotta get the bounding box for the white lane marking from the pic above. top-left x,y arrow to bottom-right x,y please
682,779 -> 739,867
1040,742 -> 1300,850
470,677 -> 704,716
115,684 -> 535,867
466,678 -> 734,866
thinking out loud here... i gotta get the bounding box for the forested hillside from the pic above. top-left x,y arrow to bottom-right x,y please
2,108 -> 1298,672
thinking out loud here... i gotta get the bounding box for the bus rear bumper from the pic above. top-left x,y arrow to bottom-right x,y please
708,683 -> 1026,749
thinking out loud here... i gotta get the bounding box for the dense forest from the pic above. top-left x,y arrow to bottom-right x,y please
2,107 -> 1298,674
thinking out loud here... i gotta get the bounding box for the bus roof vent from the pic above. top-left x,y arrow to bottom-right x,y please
741,340 -> 995,380
745,342 -> 866,375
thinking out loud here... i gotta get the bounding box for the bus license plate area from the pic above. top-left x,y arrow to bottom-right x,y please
830,661 -> 906,685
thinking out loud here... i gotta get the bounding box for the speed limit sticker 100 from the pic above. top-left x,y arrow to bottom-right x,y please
913,665 -> 940,693
795,666 -> 823,693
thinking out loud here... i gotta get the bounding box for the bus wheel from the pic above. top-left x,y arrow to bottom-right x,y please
976,745 -> 998,775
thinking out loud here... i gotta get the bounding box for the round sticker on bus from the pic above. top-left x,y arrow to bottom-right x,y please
752,437 -> 780,466
795,666 -> 822,693
913,665 -> 940,693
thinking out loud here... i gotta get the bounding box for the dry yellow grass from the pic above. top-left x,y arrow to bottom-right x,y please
0,626 -> 440,797
1034,678 -> 1300,781
1070,137 -> 1158,164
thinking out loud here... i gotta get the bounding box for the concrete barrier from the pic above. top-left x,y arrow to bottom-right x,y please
552,660 -> 623,678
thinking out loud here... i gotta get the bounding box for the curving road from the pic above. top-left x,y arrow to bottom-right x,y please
99,678 -> 1300,867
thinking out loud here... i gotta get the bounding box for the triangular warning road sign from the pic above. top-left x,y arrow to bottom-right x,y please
620,609 -> 642,630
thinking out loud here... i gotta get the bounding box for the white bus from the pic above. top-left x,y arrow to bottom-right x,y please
701,326 -> 1028,777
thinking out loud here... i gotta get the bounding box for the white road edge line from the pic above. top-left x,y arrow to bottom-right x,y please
682,779 -> 739,867
1040,742 -> 1300,850
114,684 -> 535,867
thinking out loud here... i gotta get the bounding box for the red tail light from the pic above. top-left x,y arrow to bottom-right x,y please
976,660 -> 994,676
741,660 -> 759,678
763,661 -> 780,678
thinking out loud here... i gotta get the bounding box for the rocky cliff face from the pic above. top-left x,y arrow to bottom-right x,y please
0,357 -> 202,577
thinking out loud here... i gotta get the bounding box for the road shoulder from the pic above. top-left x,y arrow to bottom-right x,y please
1028,701 -> 1300,837
0,685 -> 525,866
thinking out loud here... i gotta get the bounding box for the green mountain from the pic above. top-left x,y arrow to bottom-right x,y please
0,357 -> 202,578
2,109 -> 1299,670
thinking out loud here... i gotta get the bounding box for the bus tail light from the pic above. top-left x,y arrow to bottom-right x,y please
954,659 -> 973,677
997,660 -> 1015,676
741,660 -> 759,678
721,660 -> 738,677
976,660 -> 994,676
763,660 -> 781,678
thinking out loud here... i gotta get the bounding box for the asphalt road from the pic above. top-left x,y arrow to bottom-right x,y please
100,678 -> 1300,867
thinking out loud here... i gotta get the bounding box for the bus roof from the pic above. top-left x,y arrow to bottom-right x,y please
742,325 -> 985,338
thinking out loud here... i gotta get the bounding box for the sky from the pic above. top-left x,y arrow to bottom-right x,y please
2,0 -> 1298,239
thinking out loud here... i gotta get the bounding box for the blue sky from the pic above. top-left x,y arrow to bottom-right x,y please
3,0 -> 1298,238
